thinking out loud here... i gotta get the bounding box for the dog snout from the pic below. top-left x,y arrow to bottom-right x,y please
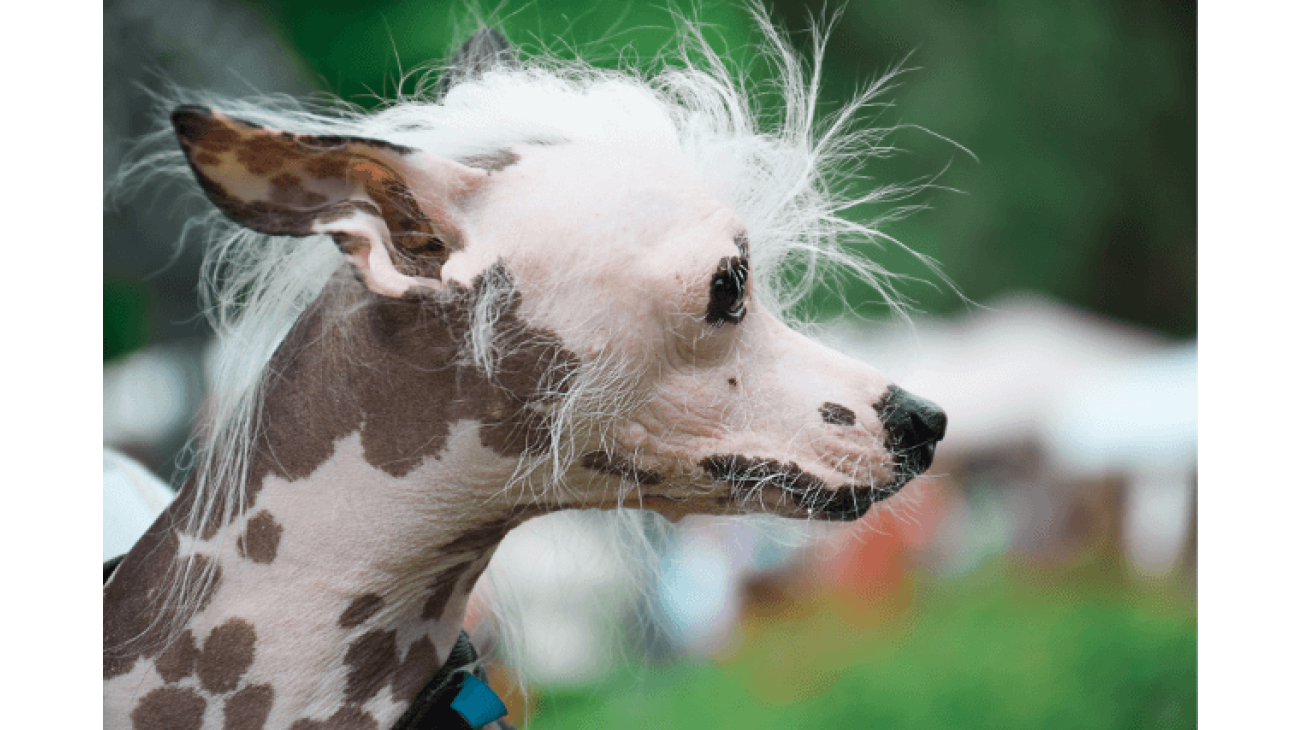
875,385 -> 947,474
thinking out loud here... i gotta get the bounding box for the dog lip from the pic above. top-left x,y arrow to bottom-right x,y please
699,453 -> 919,521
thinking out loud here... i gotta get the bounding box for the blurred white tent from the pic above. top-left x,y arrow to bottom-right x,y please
103,449 -> 175,561
826,292 -> 1197,578
823,292 -> 1171,457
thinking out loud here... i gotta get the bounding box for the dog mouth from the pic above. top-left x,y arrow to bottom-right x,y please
699,453 -> 928,521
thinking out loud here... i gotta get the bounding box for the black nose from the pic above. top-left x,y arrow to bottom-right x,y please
875,385 -> 947,476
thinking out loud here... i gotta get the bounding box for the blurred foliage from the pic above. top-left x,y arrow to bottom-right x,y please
528,565 -> 1196,729
104,0 -> 1193,361
238,0 -> 1194,337
104,276 -> 152,361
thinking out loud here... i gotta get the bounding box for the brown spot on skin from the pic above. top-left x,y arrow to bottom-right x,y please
343,629 -> 398,705
155,629 -> 199,683
339,594 -> 385,628
819,402 -> 857,427
420,572 -> 463,621
249,263 -> 578,488
728,377 -> 738,387
224,684 -> 274,730
104,513 -> 222,677
460,149 -> 520,172
237,510 -> 283,563
581,451 -> 664,486
197,617 -> 257,694
131,686 -> 206,730
188,553 -> 225,603
289,707 -> 379,730
103,524 -> 178,679
391,635 -> 439,703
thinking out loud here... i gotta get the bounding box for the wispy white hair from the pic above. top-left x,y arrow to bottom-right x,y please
111,4 -> 945,653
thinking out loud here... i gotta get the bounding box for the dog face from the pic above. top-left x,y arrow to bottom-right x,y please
459,140 -> 947,520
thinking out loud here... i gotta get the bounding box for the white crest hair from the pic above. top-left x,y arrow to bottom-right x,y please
110,4 -> 946,653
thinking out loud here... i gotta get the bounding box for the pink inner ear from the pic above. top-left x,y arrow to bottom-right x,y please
317,213 -> 428,298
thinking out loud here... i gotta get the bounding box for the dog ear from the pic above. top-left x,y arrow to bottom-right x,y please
172,105 -> 487,297
437,27 -> 518,101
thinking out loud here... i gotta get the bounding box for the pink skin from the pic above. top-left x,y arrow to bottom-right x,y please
104,113 -> 929,730
453,141 -> 899,516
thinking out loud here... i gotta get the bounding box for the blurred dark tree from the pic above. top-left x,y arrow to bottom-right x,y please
106,0 -> 1195,363
246,0 -> 1195,336
764,0 -> 1195,335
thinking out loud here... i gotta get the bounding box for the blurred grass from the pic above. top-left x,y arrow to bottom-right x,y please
527,565 -> 1195,729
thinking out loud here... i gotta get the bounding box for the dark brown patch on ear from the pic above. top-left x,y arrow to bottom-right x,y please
270,172 -> 302,189
339,594 -> 385,628
343,629 -> 398,705
155,629 -> 199,683
581,451 -> 664,486
302,154 -> 349,180
173,108 -> 239,153
131,686 -> 206,730
248,262 -> 579,488
237,510 -> 283,564
197,617 -> 257,694
819,402 -> 857,427
223,683 -> 274,730
173,107 -> 451,279
236,133 -> 303,175
460,149 -> 520,172
391,636 -> 439,703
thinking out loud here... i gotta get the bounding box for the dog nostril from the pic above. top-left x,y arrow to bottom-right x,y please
875,385 -> 948,449
911,408 -> 947,442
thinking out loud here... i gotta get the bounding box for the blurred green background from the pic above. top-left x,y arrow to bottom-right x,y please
104,1 -> 1195,727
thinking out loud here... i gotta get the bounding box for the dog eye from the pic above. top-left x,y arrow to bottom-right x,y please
707,257 -> 748,325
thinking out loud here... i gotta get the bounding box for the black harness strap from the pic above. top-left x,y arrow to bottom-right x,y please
103,556 -> 512,730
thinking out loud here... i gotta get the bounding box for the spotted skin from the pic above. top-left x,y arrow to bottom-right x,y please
223,684 -> 274,730
818,402 -> 857,427
131,686 -> 207,730
107,25 -> 946,730
106,265 -> 567,728
236,511 -> 282,564
338,595 -> 385,629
